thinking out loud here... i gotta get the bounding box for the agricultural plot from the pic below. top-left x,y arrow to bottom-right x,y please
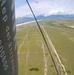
41,20 -> 74,75
16,22 -> 57,75
16,20 -> 74,75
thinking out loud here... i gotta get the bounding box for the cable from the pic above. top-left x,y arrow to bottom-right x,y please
26,0 -> 59,75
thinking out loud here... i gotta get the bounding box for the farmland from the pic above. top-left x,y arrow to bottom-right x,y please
16,19 -> 74,75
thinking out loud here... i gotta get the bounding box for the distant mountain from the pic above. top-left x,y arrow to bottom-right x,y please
16,14 -> 74,24
16,17 -> 34,24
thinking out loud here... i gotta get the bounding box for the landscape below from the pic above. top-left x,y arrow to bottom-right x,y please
16,19 -> 74,75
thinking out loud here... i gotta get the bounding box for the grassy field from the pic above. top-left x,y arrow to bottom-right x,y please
16,19 -> 74,75
40,20 -> 74,75
16,23 -> 57,75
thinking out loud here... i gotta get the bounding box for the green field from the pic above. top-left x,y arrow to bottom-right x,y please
16,20 -> 74,75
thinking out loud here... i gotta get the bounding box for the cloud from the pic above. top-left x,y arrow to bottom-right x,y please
44,9 -> 74,17
15,4 -> 32,18
15,1 -> 51,18
15,0 -> 74,18
44,9 -> 65,16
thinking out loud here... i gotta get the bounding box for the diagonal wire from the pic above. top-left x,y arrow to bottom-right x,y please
26,0 -> 59,75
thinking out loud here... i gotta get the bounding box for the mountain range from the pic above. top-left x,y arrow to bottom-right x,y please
16,14 -> 74,24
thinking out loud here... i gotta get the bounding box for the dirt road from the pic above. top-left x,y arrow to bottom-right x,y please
42,26 -> 68,75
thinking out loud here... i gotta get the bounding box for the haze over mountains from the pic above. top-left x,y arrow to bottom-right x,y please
16,11 -> 74,24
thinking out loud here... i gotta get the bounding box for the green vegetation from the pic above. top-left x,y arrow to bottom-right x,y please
16,19 -> 74,75
16,23 -> 57,75
41,20 -> 74,75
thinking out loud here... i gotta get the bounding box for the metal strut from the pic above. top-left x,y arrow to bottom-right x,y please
26,0 -> 59,75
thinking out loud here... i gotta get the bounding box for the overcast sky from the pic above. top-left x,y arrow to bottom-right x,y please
15,0 -> 74,18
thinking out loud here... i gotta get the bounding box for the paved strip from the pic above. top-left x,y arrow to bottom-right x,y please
42,26 -> 68,75
16,20 -> 42,27
41,40 -> 48,75
16,21 -> 36,27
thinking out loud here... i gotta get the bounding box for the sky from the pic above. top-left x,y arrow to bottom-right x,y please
15,0 -> 74,18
